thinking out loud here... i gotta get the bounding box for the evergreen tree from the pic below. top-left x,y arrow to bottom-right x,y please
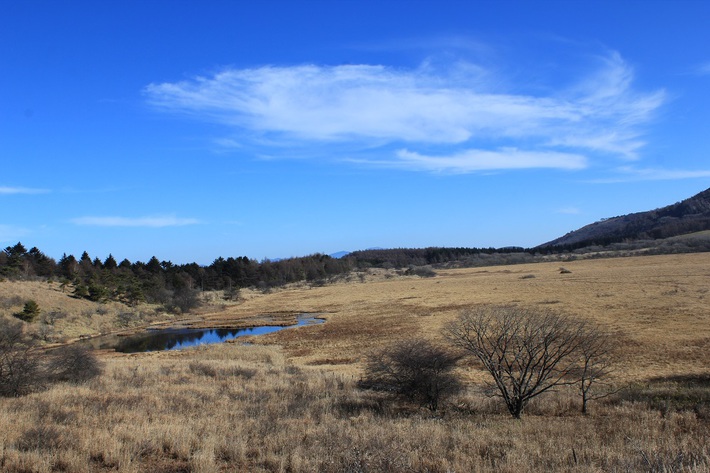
146,256 -> 162,274
58,253 -> 78,279
14,300 -> 40,322
104,254 -> 118,270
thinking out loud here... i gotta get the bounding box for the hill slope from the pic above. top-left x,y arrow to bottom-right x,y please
540,187 -> 710,248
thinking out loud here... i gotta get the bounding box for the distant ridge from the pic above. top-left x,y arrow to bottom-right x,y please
539,187 -> 710,249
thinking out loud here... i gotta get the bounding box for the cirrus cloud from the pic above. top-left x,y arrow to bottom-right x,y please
71,215 -> 200,228
590,166 -> 710,183
695,61 -> 710,76
144,50 -> 665,174
0,186 -> 49,195
0,224 -> 30,243
350,148 -> 587,174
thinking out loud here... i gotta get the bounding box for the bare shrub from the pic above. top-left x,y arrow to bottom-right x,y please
116,311 -> 137,327
359,338 -> 462,411
0,295 -> 23,309
47,344 -> 103,384
446,305 -> 606,418
0,318 -> 44,396
42,309 -> 68,325
230,366 -> 258,379
405,266 -> 437,278
189,361 -> 219,378
168,289 -> 201,314
95,305 -> 109,316
32,323 -> 55,342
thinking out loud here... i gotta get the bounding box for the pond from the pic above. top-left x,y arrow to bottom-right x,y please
82,315 -> 324,353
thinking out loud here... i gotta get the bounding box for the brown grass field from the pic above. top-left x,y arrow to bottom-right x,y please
1,253 -> 709,472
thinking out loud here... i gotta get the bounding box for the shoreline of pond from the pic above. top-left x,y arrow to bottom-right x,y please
70,313 -> 326,353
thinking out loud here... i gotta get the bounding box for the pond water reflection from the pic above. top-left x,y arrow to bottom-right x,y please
84,316 -> 324,353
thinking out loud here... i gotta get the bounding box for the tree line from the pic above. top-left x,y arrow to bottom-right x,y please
0,242 -> 353,312
4,237 -> 709,312
0,242 -> 547,310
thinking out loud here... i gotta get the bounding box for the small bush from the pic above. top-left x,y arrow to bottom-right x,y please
189,361 -> 219,378
95,305 -> 110,316
0,295 -> 23,309
231,367 -> 258,379
42,309 -> 68,325
13,300 -> 40,322
0,318 -> 44,396
405,266 -> 437,278
32,323 -> 55,342
167,289 -> 201,313
47,344 -> 103,384
117,311 -> 137,327
359,338 -> 462,411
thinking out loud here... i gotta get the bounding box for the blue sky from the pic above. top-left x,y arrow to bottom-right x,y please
2,0 -> 710,264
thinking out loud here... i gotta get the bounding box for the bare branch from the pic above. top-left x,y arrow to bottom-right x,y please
445,305 -> 593,418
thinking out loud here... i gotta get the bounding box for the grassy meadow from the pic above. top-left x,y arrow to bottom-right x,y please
1,253 -> 709,472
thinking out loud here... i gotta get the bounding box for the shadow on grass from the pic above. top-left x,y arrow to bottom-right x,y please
619,373 -> 710,416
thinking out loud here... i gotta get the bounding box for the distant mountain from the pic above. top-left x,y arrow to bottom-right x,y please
330,251 -> 350,259
539,187 -> 710,249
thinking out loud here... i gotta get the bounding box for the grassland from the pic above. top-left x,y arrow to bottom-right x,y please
1,253 -> 709,471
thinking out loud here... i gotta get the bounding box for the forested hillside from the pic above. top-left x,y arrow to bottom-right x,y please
540,187 -> 710,250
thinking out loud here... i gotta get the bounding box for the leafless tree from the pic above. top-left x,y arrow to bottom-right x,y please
359,338 -> 462,411
576,325 -> 617,414
445,305 -> 590,418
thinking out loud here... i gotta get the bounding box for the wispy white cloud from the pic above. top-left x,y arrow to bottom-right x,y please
0,186 -> 49,195
0,224 -> 30,243
557,207 -> 581,215
145,50 -> 665,173
350,148 -> 587,174
591,166 -> 710,183
695,62 -> 710,76
71,215 -> 200,228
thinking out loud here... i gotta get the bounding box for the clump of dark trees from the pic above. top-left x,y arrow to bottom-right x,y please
360,306 -> 617,417
0,317 -> 102,397
0,242 -> 353,312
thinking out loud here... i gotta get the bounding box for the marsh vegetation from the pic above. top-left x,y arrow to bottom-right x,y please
1,253 -> 709,471
0,342 -> 708,472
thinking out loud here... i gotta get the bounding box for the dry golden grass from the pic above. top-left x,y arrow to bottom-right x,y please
1,341 -> 708,472
1,253 -> 709,472
5,253 -> 708,380
0,280 -> 177,342
199,253 -> 710,381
